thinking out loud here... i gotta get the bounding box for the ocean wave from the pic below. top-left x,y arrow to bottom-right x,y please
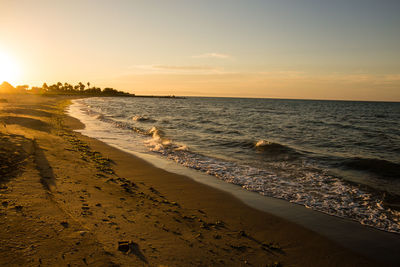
145,126 -> 188,152
318,121 -> 366,131
214,139 -> 300,159
87,108 -> 188,153
255,140 -> 300,159
342,157 -> 400,180
69,98 -> 400,234
91,111 -> 149,136
150,143 -> 400,234
255,139 -> 282,148
147,126 -> 165,139
215,140 -> 254,149
203,127 -> 224,134
132,115 -> 156,123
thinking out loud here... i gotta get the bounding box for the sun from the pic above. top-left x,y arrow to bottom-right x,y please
0,50 -> 20,84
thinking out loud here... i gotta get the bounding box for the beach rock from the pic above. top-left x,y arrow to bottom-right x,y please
118,240 -> 139,254
118,241 -> 130,253
117,241 -> 148,262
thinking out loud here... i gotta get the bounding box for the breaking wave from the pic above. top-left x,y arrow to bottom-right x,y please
68,97 -> 400,234
254,140 -> 300,160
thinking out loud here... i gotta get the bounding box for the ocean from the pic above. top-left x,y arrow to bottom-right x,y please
68,97 -> 400,233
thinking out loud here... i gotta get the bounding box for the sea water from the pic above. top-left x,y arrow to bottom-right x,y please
68,97 -> 400,233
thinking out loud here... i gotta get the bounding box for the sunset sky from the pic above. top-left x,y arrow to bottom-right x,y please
1,0 -> 399,101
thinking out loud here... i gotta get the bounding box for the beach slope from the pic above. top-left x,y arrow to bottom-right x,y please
0,94 -> 380,266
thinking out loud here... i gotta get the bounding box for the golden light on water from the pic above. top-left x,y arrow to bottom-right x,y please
0,50 -> 21,84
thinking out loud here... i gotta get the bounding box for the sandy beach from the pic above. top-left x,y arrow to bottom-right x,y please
0,94 -> 384,266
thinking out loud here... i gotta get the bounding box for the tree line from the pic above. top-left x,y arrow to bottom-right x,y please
0,81 -> 134,96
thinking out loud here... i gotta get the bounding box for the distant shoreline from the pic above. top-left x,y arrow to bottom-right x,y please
130,94 -> 186,99
40,93 -> 185,99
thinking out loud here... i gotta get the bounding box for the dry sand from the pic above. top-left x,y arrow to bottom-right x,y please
0,94 -> 382,266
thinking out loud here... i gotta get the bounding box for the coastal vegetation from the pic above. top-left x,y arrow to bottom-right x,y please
0,81 -> 133,96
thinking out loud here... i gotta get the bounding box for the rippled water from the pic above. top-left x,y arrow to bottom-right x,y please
69,97 -> 400,233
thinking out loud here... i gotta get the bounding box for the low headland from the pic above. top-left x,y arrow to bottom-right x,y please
0,81 -> 183,99
0,93 -> 389,266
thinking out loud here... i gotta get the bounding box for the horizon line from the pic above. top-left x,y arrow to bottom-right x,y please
136,94 -> 400,103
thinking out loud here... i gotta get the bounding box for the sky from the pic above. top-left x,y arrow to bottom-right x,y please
0,0 -> 399,101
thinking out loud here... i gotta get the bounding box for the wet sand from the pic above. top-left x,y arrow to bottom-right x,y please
0,94 -> 384,266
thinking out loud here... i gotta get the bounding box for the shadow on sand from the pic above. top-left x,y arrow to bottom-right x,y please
0,116 -> 51,132
33,139 -> 55,191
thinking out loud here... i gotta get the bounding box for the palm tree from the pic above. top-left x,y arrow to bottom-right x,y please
57,82 -> 62,91
78,82 -> 85,92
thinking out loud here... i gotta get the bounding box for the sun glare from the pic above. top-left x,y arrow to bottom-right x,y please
0,50 -> 20,84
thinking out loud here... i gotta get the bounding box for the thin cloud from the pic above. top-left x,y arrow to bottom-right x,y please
120,64 -> 228,75
382,74 -> 400,82
192,53 -> 232,59
152,65 -> 214,71
257,71 -> 307,79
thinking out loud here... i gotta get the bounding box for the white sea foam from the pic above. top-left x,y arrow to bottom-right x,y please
68,98 -> 400,234
255,139 -> 271,147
